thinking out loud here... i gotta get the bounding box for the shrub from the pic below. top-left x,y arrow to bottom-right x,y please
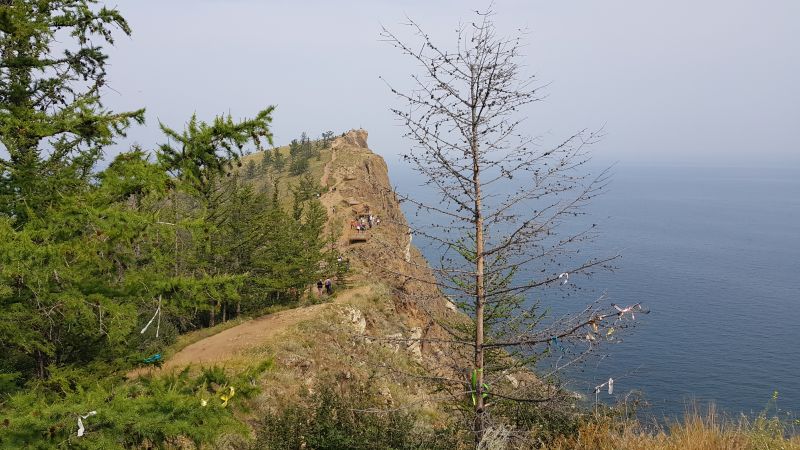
254,380 -> 459,449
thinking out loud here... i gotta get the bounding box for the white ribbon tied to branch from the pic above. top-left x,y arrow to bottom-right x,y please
594,377 -> 614,395
593,377 -> 615,414
140,295 -> 163,338
612,303 -> 643,321
76,410 -> 97,437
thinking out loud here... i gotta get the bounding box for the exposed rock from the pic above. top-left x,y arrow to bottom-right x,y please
383,333 -> 403,353
379,386 -> 394,405
505,374 -> 520,389
342,129 -> 369,148
407,327 -> 423,359
344,307 -> 367,335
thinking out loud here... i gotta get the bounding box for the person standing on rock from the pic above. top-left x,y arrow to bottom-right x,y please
324,278 -> 333,295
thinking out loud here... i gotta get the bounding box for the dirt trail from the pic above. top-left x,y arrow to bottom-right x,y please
128,285 -> 371,377
319,144 -> 353,248
320,144 -> 337,187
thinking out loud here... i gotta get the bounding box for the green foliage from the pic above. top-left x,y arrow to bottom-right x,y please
288,132 -> 322,176
0,0 -> 145,224
255,381 -> 459,450
244,159 -> 258,179
248,181 -> 329,302
260,149 -> 274,171
0,175 -> 157,384
493,396 -> 584,447
272,148 -> 286,172
0,362 -> 272,449
321,130 -> 335,148
0,2 -> 339,445
157,109 -> 274,202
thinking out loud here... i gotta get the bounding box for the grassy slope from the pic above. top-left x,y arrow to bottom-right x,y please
237,144 -> 330,208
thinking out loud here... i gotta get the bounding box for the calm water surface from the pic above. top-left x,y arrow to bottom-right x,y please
394,162 -> 800,420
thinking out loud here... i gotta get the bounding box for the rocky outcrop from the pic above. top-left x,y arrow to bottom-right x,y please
322,129 -> 469,379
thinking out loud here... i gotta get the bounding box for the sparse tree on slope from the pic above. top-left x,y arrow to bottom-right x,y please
382,9 -> 630,442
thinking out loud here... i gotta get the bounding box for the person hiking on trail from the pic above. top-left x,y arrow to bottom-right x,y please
316,279 -> 324,296
324,278 -> 333,295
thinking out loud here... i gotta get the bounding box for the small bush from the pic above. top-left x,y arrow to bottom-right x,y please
254,380 -> 460,449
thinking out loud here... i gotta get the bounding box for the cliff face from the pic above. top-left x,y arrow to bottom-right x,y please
323,129 -> 457,329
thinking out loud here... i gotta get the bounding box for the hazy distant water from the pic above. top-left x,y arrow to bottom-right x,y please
393,162 -> 800,420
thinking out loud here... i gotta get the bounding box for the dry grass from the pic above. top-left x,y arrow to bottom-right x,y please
548,406 -> 800,450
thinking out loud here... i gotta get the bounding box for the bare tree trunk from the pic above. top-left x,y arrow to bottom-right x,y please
36,350 -> 45,379
209,300 -> 216,327
173,190 -> 180,277
472,119 -> 487,444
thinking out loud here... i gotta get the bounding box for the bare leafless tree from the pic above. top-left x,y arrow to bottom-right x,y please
380,8 -> 639,444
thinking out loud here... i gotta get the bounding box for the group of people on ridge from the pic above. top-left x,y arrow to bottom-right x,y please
350,214 -> 380,233
316,278 -> 333,296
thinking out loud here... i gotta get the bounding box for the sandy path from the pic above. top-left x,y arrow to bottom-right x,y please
128,303 -> 329,377
320,144 -> 337,187
128,285 -> 371,377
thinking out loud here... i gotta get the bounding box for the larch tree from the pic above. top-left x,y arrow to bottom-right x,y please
0,0 -> 148,383
0,0 -> 144,224
381,9 -> 639,443
157,109 -> 274,326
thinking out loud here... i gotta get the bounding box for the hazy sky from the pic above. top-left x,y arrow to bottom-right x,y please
103,0 -> 799,169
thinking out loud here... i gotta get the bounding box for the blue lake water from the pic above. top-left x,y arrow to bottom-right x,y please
392,162 -> 800,421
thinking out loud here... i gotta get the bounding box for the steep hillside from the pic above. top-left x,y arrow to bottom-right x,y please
130,129 -> 461,370
125,130 -> 480,441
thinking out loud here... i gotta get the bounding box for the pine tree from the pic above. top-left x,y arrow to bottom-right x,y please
272,148 -> 286,172
158,110 -> 273,203
0,0 -> 145,224
261,148 -> 274,171
321,130 -> 335,148
244,159 -> 258,179
157,109 -> 274,326
382,9 -> 624,442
